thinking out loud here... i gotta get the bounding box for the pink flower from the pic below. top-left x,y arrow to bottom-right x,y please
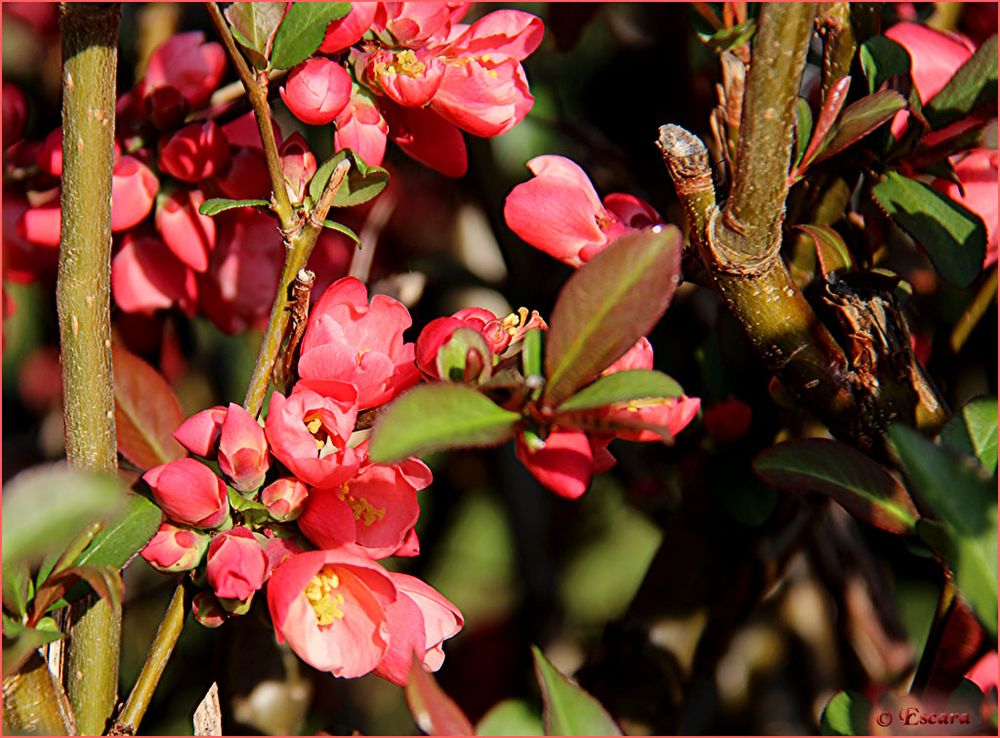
262,478 -> 310,522
111,156 -> 159,232
212,147 -> 272,201
36,128 -> 62,177
174,406 -> 227,457
334,87 -> 389,168
885,22 -> 975,104
111,234 -> 198,316
279,133 -> 317,204
221,111 -> 283,151
16,187 -> 61,248
142,32 -> 226,109
504,156 -> 661,266
298,277 -> 420,409
155,189 -> 215,272
3,82 -> 26,144
515,429 -> 594,499
934,149 -> 998,267
281,58 -> 353,127
143,458 -> 229,529
299,445 -> 432,558
264,385 -> 360,488
965,651 -> 998,698
141,522 -> 208,573
415,307 -> 507,380
376,2 -> 465,47
319,3 -> 378,53
374,573 -> 464,685
428,10 -> 544,137
158,121 -> 230,182
384,103 -> 467,178
206,527 -> 268,602
267,548 -> 397,678
218,402 -> 270,493
363,47 -> 444,108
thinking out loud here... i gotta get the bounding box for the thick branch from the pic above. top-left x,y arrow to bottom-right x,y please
57,4 -> 122,734
2,653 -> 75,735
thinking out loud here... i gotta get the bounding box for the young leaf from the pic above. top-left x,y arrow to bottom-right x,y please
792,224 -> 853,279
270,2 -> 350,70
543,226 -> 683,407
556,370 -> 683,413
224,2 -> 285,67
404,661 -> 475,736
2,561 -> 31,618
310,149 -> 390,208
798,76 -> 851,169
753,439 -> 919,534
697,18 -> 756,53
889,424 -> 997,636
859,36 -> 910,94
199,197 -> 270,216
112,343 -> 187,469
476,699 -> 544,736
2,465 -> 122,567
939,395 -> 998,474
794,97 -> 813,166
2,624 -> 64,679
369,384 -> 520,463
809,90 -> 906,166
532,645 -> 622,736
819,690 -> 872,735
923,35 -> 998,131
872,170 -> 986,288
321,219 -> 361,244
76,493 -> 163,570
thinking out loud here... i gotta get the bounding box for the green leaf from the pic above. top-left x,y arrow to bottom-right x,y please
2,465 -> 123,568
2,560 -> 31,617
794,97 -> 813,166
532,646 -> 622,736
310,149 -> 389,207
113,343 -> 187,469
76,493 -> 162,570
860,36 -> 910,94
872,170 -> 986,288
2,623 -> 64,679
792,224 -> 854,279
754,439 -> 919,534
224,2 -> 285,67
819,690 -> 872,735
697,18 -> 756,53
321,219 -> 360,244
199,197 -> 270,216
556,370 -> 682,413
369,384 -> 520,463
270,2 -> 350,69
522,328 -> 543,379
404,659 -> 475,736
939,396 -> 998,474
543,226 -> 683,407
810,90 -> 907,165
924,35 -> 998,130
889,424 -> 997,636
477,699 -> 544,736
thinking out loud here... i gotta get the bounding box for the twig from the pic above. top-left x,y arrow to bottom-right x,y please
57,4 -> 123,734
273,268 -> 316,391
2,652 -> 75,735
115,585 -> 187,735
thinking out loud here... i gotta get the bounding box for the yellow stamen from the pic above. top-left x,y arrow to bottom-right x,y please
304,567 -> 346,626
337,484 -> 387,527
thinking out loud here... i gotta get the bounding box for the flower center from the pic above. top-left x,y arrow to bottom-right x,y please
304,566 -> 346,626
379,49 -> 426,78
304,413 -> 341,458
337,483 -> 386,527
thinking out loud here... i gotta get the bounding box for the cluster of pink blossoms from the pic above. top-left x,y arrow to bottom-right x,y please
141,277 -> 460,684
280,3 -> 544,177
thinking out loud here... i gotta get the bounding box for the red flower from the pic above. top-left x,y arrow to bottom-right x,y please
415,307 -> 508,380
267,549 -> 397,678
298,277 -> 420,409
334,87 -> 389,168
111,233 -> 198,316
173,405 -> 227,458
141,522 -> 208,573
206,527 -> 268,603
3,82 -> 26,144
934,149 -> 998,267
515,428 -> 594,500
280,58 -> 352,127
702,398 -> 752,444
262,478 -> 310,523
141,32 -> 226,109
158,121 -> 230,183
319,3 -> 378,53
363,47 -> 444,108
155,189 -> 215,272
111,156 -> 159,232
143,458 -> 229,529
374,573 -> 464,685
376,2 -> 467,47
384,103 -> 468,178
264,385 -> 360,489
217,402 -> 270,493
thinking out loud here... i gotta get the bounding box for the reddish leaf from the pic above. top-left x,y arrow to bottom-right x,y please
810,89 -> 906,166
798,76 -> 851,170
793,224 -> 854,279
112,343 -> 186,469
405,661 -> 475,736
543,226 -> 683,407
31,564 -> 122,622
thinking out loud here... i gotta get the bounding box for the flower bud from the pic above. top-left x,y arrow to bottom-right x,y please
333,88 -> 388,168
261,478 -> 309,522
111,155 -> 159,232
206,527 -> 268,602
143,458 -> 229,529
173,406 -> 227,458
192,591 -> 228,628
280,58 -> 352,126
158,121 -> 230,182
318,3 -> 377,53
279,133 -> 317,204
218,402 -> 270,493
141,522 -> 209,573
142,32 -> 226,108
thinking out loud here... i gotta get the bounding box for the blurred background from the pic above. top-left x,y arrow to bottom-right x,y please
3,3 -> 997,734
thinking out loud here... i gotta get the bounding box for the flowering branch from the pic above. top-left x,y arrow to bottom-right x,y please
56,4 -> 123,734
